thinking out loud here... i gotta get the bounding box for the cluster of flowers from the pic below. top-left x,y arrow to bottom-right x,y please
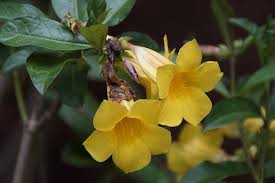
83,37 -> 224,176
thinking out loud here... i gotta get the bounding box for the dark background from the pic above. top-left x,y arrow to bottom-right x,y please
1,0 -> 275,183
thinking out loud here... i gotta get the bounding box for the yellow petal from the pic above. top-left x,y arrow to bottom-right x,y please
159,96 -> 184,127
112,139 -> 151,173
93,100 -> 128,131
181,87 -> 212,126
178,124 -> 202,144
243,118 -> 263,133
83,130 -> 114,162
176,39 -> 202,70
141,125 -> 171,155
269,119 -> 275,131
167,142 -> 191,174
194,61 -> 223,92
156,64 -> 176,99
128,99 -> 161,125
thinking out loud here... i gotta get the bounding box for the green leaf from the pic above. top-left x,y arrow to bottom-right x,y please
265,158 -> 275,178
0,45 -> 10,70
80,24 -> 108,52
59,94 -> 99,138
56,59 -> 89,107
2,47 -> 36,73
214,81 -> 230,97
103,0 -> 136,26
87,0 -> 107,24
203,97 -> 261,131
211,0 -> 234,49
0,2 -> 45,21
120,32 -> 160,51
26,54 -> 67,94
86,54 -> 104,81
51,0 -> 89,21
0,17 -> 91,50
130,164 -> 171,183
180,161 -> 249,183
229,18 -> 258,34
239,62 -> 275,95
62,143 -> 96,167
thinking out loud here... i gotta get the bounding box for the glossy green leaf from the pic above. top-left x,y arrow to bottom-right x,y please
2,47 -> 36,73
214,81 -> 230,97
80,24 -> 108,52
62,143 -> 96,167
0,2 -> 45,21
87,0 -> 107,24
59,94 -> 99,138
239,62 -> 275,95
103,0 -> 136,26
120,32 -> 160,51
211,0 -> 234,49
0,17 -> 91,50
26,54 -> 67,94
130,164 -> 171,183
203,97 -> 261,131
51,0 -> 89,21
56,59 -> 89,107
229,18 -> 258,34
180,161 -> 249,183
265,158 -> 275,178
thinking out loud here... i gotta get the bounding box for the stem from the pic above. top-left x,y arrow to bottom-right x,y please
239,125 -> 261,183
13,71 -> 28,123
229,57 -> 236,95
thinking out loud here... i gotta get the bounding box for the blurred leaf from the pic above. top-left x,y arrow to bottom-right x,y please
0,2 -> 45,21
120,32 -> 160,51
270,86 -> 275,119
26,54 -> 67,94
51,0 -> 89,21
62,143 -> 96,167
56,59 -> 89,107
239,62 -> 275,95
214,81 -> 230,97
211,0 -> 234,49
59,94 -> 99,138
130,164 -> 171,183
265,158 -> 275,178
2,47 -> 36,73
87,0 -> 107,25
180,161 -> 249,183
86,54 -> 104,81
203,97 -> 261,131
103,0 -> 136,26
230,18 -> 258,34
0,45 -> 10,70
0,17 -> 91,50
80,24 -> 108,52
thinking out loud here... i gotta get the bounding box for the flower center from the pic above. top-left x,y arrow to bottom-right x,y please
114,117 -> 144,144
169,72 -> 196,97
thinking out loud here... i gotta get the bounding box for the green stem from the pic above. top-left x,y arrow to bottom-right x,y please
13,71 -> 28,123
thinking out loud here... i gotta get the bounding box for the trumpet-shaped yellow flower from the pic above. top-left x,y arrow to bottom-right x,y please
131,40 -> 223,126
167,124 -> 226,181
83,99 -> 171,173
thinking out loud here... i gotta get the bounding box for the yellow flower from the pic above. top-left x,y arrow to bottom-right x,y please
131,39 -> 223,126
269,119 -> 275,131
83,99 -> 171,173
243,118 -> 264,133
167,124 -> 226,181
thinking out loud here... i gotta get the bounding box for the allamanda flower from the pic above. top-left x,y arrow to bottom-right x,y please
131,39 -> 223,126
83,99 -> 171,173
167,124 -> 226,181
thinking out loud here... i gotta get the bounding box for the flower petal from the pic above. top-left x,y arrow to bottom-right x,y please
176,39 -> 202,70
194,61 -> 223,92
178,124 -> 202,144
156,64 -> 176,99
141,125 -> 171,155
112,139 -> 151,173
181,87 -> 212,126
93,100 -> 128,131
128,99 -> 161,125
83,130 -> 114,162
159,96 -> 184,127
